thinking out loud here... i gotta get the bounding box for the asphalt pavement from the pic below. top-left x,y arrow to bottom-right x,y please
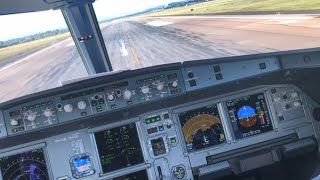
1,14 -> 320,103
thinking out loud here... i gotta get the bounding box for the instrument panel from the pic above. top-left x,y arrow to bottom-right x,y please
0,50 -> 318,180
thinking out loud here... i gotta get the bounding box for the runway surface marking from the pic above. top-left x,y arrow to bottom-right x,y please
146,20 -> 173,27
65,42 -> 75,47
119,40 -> 129,56
130,48 -> 141,65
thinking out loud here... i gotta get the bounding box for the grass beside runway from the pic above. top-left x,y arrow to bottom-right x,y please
143,0 -> 320,17
0,33 -> 71,63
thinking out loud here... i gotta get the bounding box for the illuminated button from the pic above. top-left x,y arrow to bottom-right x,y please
96,106 -> 103,112
41,102 -> 47,106
170,137 -> 177,143
98,99 -> 105,104
127,101 -> 132,105
19,127 -> 25,131
81,112 -> 87,116
111,104 -> 117,109
35,103 -> 40,108
158,125 -> 164,131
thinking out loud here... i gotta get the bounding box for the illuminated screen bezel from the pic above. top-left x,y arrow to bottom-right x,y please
93,122 -> 145,174
225,92 -> 273,140
178,104 -> 226,153
69,153 -> 95,178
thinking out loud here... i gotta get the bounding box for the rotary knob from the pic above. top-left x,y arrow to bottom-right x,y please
171,81 -> 178,88
141,86 -> 150,94
273,97 -> 281,102
27,112 -> 37,121
156,82 -> 164,91
44,109 -> 53,117
293,101 -> 302,107
291,91 -> 298,98
107,94 -> 116,102
123,90 -> 132,100
77,101 -> 87,110
10,119 -> 19,126
64,104 -> 73,113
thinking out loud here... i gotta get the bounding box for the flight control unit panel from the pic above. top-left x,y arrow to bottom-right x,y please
0,50 -> 319,180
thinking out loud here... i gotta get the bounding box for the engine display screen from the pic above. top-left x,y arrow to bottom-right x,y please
94,123 -> 144,174
0,148 -> 49,180
111,170 -> 149,180
226,93 -> 273,139
178,104 -> 226,152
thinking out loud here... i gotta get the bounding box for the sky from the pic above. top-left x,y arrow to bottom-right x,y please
0,0 -> 177,41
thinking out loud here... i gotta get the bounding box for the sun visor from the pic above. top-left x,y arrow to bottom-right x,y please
0,0 -> 94,15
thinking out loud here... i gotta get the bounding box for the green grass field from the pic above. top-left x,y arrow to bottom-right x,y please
144,0 -> 320,17
0,33 -> 71,63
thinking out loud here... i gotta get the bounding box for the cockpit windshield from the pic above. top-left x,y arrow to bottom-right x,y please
0,0 -> 320,103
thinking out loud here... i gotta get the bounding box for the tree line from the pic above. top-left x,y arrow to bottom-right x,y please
0,29 -> 68,48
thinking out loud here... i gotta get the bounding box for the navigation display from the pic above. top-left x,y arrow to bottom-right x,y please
226,93 -> 273,139
0,148 -> 49,180
178,104 -> 226,152
94,123 -> 144,174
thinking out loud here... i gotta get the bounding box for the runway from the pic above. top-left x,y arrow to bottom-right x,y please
1,14 -> 320,103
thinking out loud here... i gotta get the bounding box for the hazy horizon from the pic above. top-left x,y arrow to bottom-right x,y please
0,0 -> 178,41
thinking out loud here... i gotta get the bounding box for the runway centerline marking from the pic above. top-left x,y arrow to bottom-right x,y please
119,40 -> 129,56
130,48 -> 141,65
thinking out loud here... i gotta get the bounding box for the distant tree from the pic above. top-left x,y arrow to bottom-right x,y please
0,28 -> 69,48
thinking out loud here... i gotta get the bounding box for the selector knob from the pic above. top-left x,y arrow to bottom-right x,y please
171,81 -> 178,88
273,97 -> 281,102
27,112 -> 37,121
107,94 -> 116,102
10,119 -> 19,126
291,91 -> 298,98
77,101 -> 87,110
294,101 -> 302,107
123,90 -> 132,100
141,86 -> 150,94
64,104 -> 73,113
156,82 -> 164,91
44,109 -> 53,117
